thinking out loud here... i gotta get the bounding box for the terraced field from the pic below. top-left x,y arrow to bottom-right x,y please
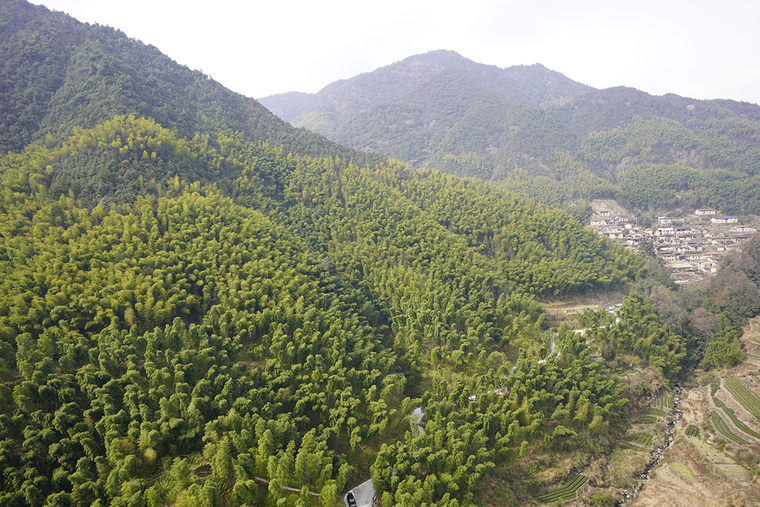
712,395 -> 760,440
619,441 -> 646,451
631,318 -> 760,507
711,411 -> 749,445
724,377 -> 760,420
535,475 -> 588,504
650,393 -> 672,411
625,432 -> 653,447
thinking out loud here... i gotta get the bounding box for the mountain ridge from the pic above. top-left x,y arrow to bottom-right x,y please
260,50 -> 760,213
1,3 -> 759,506
261,50 -> 592,126
0,0 -> 382,168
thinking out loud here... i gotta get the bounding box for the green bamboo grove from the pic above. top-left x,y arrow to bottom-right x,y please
0,115 -> 652,505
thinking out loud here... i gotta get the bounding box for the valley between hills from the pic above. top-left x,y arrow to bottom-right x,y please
2,1 -> 760,506
625,317 -> 760,507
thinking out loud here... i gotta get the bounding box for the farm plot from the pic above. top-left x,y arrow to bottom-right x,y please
685,425 -> 700,437
535,475 -> 588,504
625,432 -> 653,447
632,415 -> 659,425
711,412 -> 749,445
650,393 -> 672,410
724,377 -> 760,420
712,395 -> 760,440
619,441 -> 646,452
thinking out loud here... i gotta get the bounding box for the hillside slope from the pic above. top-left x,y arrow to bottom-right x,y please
9,1 -> 756,505
0,114 -> 652,507
261,51 -> 760,213
0,0 -> 382,168
0,2 -> 670,506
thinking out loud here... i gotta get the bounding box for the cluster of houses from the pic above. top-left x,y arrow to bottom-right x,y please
588,208 -> 757,283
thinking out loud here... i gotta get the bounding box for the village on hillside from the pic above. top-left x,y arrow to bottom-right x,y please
588,205 -> 757,284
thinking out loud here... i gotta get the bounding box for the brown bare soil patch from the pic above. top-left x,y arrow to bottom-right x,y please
541,291 -> 627,327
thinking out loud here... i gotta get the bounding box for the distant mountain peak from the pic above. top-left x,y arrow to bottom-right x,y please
258,49 -> 760,213
260,50 -> 591,128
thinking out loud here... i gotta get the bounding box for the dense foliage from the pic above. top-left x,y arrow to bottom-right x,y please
580,293 -> 687,380
0,0 -> 381,168
635,235 -> 760,369
4,2 -> 741,506
262,51 -> 760,213
0,174 -> 403,505
0,105 -> 646,504
371,327 -> 628,506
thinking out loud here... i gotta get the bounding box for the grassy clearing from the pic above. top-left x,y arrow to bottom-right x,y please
671,461 -> 695,482
711,411 -> 749,445
685,425 -> 700,437
535,475 -> 588,504
724,377 -> 760,420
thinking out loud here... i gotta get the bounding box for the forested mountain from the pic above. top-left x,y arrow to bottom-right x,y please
262,50 -> 590,134
0,1 -> 752,506
0,0 -> 382,169
261,51 -> 760,214
0,111 -> 650,506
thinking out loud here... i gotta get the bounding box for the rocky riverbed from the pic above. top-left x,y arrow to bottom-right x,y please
619,383 -> 684,505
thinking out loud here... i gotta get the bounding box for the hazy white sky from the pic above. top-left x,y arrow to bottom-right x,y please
32,0 -> 760,104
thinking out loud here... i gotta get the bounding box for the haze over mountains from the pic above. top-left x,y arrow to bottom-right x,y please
262,50 -> 592,130
3,1 -> 760,505
261,50 -> 760,213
